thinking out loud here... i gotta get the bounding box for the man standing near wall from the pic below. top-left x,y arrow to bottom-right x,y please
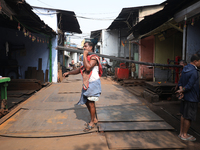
176,53 -> 200,141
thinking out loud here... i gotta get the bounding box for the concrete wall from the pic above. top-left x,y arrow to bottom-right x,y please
139,36 -> 154,79
101,29 -> 139,75
154,30 -> 182,82
186,20 -> 200,63
101,29 -> 118,57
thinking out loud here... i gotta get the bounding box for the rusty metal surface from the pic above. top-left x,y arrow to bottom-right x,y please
96,92 -> 142,107
98,121 -> 174,131
97,105 -> 163,122
0,133 -> 109,150
97,78 -> 142,107
0,75 -> 97,137
0,108 -> 96,137
105,131 -> 186,149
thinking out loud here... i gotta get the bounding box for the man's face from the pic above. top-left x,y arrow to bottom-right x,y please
196,60 -> 200,68
83,43 -> 92,52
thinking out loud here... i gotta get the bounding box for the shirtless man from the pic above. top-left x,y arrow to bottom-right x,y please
63,41 -> 102,132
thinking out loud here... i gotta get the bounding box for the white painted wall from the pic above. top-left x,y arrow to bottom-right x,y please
32,8 -> 57,32
51,36 -> 58,82
101,29 -> 118,64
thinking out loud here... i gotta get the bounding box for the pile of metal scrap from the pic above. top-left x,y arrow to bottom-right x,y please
143,81 -> 177,103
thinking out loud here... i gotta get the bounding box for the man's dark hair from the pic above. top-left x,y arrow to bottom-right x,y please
191,53 -> 200,62
84,41 -> 94,52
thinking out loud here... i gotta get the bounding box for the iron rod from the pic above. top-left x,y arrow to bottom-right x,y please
56,46 -> 182,68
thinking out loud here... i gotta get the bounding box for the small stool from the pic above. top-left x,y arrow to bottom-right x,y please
0,77 -> 11,114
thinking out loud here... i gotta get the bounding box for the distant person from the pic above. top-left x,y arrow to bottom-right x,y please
179,60 -> 187,77
175,60 -> 187,91
63,41 -> 103,132
79,54 -> 83,66
176,53 -> 200,141
101,57 -> 108,77
69,59 -> 75,69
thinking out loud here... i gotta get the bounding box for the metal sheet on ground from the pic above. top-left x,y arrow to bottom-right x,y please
0,133 -> 109,150
0,108 -> 95,137
105,131 -> 186,149
96,92 -> 142,107
98,122 -> 174,131
97,105 -> 163,121
22,93 -> 82,109
58,81 -> 82,93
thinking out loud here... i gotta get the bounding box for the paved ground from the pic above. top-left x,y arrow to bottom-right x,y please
0,75 -> 199,149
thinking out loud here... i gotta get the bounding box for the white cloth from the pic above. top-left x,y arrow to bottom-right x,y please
89,66 -> 100,82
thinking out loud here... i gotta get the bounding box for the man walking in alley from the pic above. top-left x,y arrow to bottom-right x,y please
101,57 -> 108,77
63,41 -> 102,132
176,53 -> 200,141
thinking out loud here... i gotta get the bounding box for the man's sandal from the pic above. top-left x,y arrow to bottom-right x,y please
181,136 -> 196,141
84,122 -> 98,126
83,124 -> 96,132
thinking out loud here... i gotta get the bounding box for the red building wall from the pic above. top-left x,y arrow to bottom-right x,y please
139,35 -> 154,80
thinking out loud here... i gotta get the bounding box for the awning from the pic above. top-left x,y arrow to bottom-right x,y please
57,10 -> 82,34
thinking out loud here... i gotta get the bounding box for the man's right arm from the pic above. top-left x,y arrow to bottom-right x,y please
63,67 -> 81,77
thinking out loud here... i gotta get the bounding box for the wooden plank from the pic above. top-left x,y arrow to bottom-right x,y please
36,70 -> 44,83
45,69 -> 48,82
105,131 -> 186,149
98,122 -> 174,131
38,58 -> 42,71
7,80 -> 42,91
58,69 -> 63,82
97,105 -> 163,122
32,67 -> 37,79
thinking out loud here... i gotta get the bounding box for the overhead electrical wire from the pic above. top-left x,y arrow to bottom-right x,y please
32,0 -> 123,21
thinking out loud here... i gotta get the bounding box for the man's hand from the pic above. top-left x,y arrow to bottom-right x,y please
63,72 -> 69,78
83,50 -> 89,57
176,92 -> 184,99
176,89 -> 183,93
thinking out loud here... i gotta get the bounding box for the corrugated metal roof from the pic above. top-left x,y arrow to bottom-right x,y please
129,0 -> 199,39
0,0 -> 82,36
107,3 -> 165,30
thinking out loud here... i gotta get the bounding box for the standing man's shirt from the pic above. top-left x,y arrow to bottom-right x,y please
102,59 -> 108,68
178,64 -> 199,102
